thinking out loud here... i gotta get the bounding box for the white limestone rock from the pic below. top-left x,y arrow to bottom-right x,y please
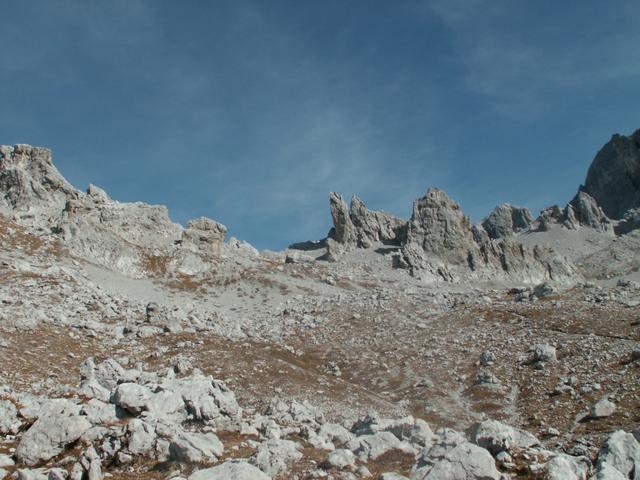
169,431 -> 224,463
595,430 -> 640,479
412,439 -> 502,480
0,399 -> 21,434
189,460 -> 270,480
15,411 -> 92,466
469,419 -> 539,455
250,438 -> 302,477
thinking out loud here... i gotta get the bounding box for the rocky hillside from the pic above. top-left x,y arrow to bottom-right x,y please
0,130 -> 639,480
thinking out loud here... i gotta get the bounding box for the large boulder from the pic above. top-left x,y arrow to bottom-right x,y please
0,399 -> 21,434
250,438 -> 302,477
189,460 -> 270,480
346,431 -> 415,461
412,438 -> 502,480
169,431 -> 224,463
15,409 -> 92,466
595,430 -> 640,479
469,420 -> 539,454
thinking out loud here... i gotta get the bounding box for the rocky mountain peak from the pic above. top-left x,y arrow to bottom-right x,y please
407,187 -> 475,262
581,128 -> 640,219
328,191 -> 404,250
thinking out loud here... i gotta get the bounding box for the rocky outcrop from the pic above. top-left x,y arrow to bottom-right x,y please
182,217 -> 227,254
404,188 -> 476,264
328,192 -> 405,249
536,191 -> 612,233
399,188 -> 577,283
534,129 -> 640,234
568,190 -> 611,230
0,144 -> 77,219
481,203 -> 534,239
328,192 -> 358,246
0,144 -> 232,278
350,195 -> 406,247
614,207 -> 640,235
581,128 -> 640,220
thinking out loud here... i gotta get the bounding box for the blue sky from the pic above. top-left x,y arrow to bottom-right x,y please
1,1 -> 639,249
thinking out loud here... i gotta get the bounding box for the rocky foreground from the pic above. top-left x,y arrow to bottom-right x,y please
1,356 -> 639,480
0,129 -> 639,479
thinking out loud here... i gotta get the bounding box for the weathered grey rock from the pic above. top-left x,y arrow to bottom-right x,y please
531,343 -> 557,363
111,383 -> 153,415
15,411 -> 92,466
12,469 -> 49,480
569,191 -> 610,230
125,419 -> 157,457
591,398 -> 616,419
469,420 -> 539,454
544,453 -> 591,480
593,462 -> 628,480
596,430 -> 640,478
69,446 -> 102,480
79,357 -> 133,395
168,375 -> 241,420
266,398 -> 324,426
328,192 -> 405,249
169,431 -> 223,463
0,454 -> 14,468
581,129 -> 640,219
46,468 -> 68,480
86,184 -> 109,203
349,195 -> 405,247
80,399 -> 120,425
473,371 -> 501,387
616,207 -> 640,234
405,188 -> 476,264
189,460 -> 270,480
533,282 -> 556,299
322,449 -> 356,470
182,217 -> 227,254
250,438 -> 302,477
329,192 -> 358,247
482,203 -> 534,239
412,439 -> 502,480
398,188 -> 578,283
0,398 -> 21,434
0,144 -> 77,217
346,431 -> 415,461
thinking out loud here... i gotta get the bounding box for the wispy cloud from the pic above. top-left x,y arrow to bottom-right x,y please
426,0 -> 640,116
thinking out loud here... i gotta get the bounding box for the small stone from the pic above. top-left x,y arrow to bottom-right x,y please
591,398 -> 616,419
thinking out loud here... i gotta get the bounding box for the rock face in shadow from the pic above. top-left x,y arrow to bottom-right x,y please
328,192 -> 405,250
581,128 -> 640,220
